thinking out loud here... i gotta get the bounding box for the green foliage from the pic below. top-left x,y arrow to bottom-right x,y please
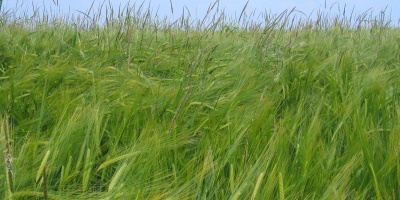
1,3 -> 400,199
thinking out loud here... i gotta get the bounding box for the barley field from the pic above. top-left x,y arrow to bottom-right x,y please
1,2 -> 400,199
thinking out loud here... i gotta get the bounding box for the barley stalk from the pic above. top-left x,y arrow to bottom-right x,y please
167,84 -> 192,133
43,166 -> 48,200
3,114 -> 14,193
279,172 -> 285,200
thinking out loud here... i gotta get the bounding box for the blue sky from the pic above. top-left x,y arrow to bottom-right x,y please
1,0 -> 399,26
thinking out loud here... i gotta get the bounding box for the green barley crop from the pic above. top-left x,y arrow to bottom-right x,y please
1,1 -> 400,199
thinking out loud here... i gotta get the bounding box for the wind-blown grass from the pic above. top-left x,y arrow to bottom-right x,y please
1,2 -> 400,199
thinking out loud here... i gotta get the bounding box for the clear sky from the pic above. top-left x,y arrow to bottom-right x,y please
1,0 -> 399,26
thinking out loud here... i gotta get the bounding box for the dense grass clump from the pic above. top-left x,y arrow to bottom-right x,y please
1,3 -> 400,199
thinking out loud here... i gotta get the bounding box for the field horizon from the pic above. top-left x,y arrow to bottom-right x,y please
1,3 -> 400,199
